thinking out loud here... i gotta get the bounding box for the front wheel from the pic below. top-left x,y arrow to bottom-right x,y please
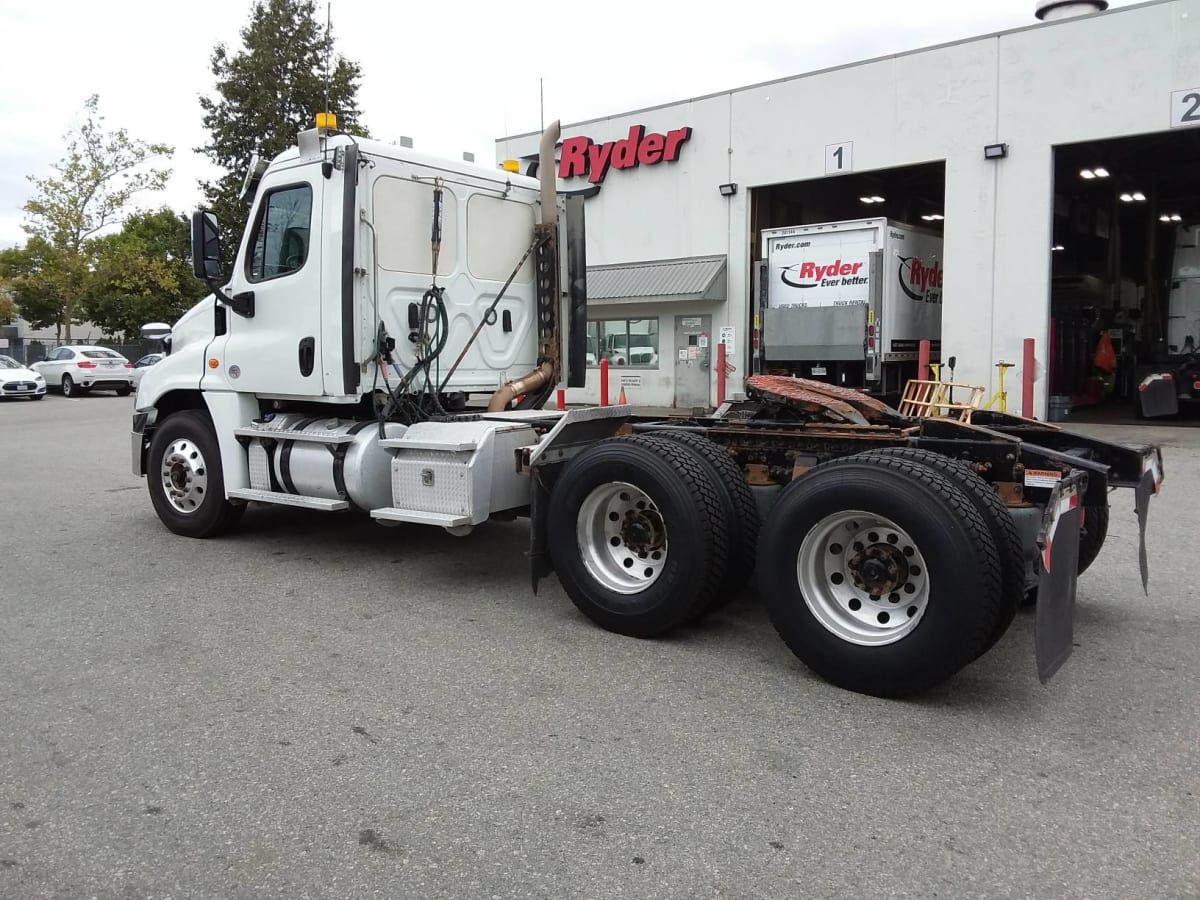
146,410 -> 244,538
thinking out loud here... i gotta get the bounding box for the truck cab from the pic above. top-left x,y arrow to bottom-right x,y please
134,115 -> 582,532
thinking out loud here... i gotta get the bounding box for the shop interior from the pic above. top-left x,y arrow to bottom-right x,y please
748,162 -> 947,389
1050,129 -> 1200,422
750,162 -> 948,245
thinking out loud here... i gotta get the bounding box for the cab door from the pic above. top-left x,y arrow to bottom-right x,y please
203,164 -> 324,398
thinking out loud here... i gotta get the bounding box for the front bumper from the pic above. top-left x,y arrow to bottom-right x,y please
1,381 -> 46,397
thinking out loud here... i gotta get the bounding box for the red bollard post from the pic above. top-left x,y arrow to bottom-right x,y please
1022,337 -> 1036,419
717,342 -> 727,407
556,389 -> 565,411
918,339 -> 931,382
599,357 -> 609,407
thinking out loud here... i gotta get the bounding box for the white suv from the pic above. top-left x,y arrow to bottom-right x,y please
32,346 -> 134,397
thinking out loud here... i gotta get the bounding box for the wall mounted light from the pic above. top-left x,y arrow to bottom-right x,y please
984,143 -> 1008,160
1080,167 -> 1110,180
1160,214 -> 1183,223
860,195 -> 886,204
921,213 -> 945,222
719,182 -> 738,197
1120,192 -> 1147,203
1052,244 -> 1066,252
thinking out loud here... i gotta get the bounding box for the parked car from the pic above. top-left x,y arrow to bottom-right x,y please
130,353 -> 164,391
0,354 -> 47,400
31,346 -> 134,397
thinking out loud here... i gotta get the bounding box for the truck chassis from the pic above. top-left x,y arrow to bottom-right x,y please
136,372 -> 1162,699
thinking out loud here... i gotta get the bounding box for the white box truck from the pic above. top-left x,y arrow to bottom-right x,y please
757,217 -> 943,396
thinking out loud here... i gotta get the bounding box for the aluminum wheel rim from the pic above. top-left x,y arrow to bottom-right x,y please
160,438 -> 209,515
797,509 -> 930,646
577,481 -> 668,594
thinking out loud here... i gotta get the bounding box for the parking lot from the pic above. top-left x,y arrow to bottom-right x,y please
1,393 -> 1198,899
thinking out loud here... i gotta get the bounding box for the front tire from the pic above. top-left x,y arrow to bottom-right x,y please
146,410 -> 244,538
758,455 -> 1004,698
546,435 -> 730,638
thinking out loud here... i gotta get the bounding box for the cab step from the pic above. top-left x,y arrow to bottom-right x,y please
370,508 -> 472,528
227,488 -> 349,511
233,427 -> 356,444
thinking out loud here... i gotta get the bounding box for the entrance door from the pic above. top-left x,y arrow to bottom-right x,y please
203,165 -> 325,398
673,314 -> 712,409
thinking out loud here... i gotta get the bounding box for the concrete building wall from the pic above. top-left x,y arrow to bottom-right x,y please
497,0 -> 1199,414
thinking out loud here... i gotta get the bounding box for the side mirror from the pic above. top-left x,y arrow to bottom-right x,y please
190,211 -> 223,281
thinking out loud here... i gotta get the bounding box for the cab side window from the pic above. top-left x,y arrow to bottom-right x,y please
247,184 -> 313,282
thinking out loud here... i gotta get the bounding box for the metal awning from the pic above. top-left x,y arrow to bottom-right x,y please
585,255 -> 727,306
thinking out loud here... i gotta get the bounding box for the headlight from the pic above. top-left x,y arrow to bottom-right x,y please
34,375 -> 44,383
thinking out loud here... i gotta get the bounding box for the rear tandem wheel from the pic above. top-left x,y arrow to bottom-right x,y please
639,429 -> 761,611
546,435 -> 731,639
756,454 -> 1006,698
848,447 -> 1026,656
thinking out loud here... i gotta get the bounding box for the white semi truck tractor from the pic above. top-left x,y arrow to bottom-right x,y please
132,115 -> 1164,698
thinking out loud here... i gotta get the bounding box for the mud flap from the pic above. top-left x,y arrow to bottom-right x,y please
1034,472 -> 1085,684
528,471 -> 553,595
1135,447 -> 1163,595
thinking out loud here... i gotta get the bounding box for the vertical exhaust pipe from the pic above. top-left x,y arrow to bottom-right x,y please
539,120 -> 561,231
489,120 -> 563,412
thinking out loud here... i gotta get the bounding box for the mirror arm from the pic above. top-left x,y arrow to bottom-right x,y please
207,279 -> 255,319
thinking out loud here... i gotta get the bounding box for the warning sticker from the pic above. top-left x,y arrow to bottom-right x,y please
1024,468 -> 1063,489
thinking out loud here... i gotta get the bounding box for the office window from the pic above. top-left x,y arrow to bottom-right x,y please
587,318 -> 659,368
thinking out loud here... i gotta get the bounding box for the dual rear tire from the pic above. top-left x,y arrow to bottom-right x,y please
757,452 -> 1011,697
546,435 -> 737,638
550,436 -> 1020,698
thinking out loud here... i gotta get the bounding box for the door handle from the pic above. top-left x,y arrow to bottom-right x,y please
298,337 -> 315,377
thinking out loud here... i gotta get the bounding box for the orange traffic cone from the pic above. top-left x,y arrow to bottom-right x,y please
618,386 -> 628,405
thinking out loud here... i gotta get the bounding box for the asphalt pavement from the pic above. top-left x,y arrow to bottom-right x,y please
1,393 -> 1198,899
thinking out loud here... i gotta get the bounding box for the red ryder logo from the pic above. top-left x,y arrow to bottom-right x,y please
898,256 -> 943,303
558,125 -> 692,184
781,259 -> 866,289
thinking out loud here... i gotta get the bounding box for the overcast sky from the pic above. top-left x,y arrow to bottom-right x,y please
0,0 -> 1136,248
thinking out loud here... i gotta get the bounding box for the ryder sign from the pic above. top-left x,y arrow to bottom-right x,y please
559,125 -> 692,184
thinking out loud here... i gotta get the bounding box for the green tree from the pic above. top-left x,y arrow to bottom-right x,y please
0,292 -> 17,324
0,237 -> 78,336
81,209 -> 208,341
9,95 -> 172,340
198,0 -> 368,265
